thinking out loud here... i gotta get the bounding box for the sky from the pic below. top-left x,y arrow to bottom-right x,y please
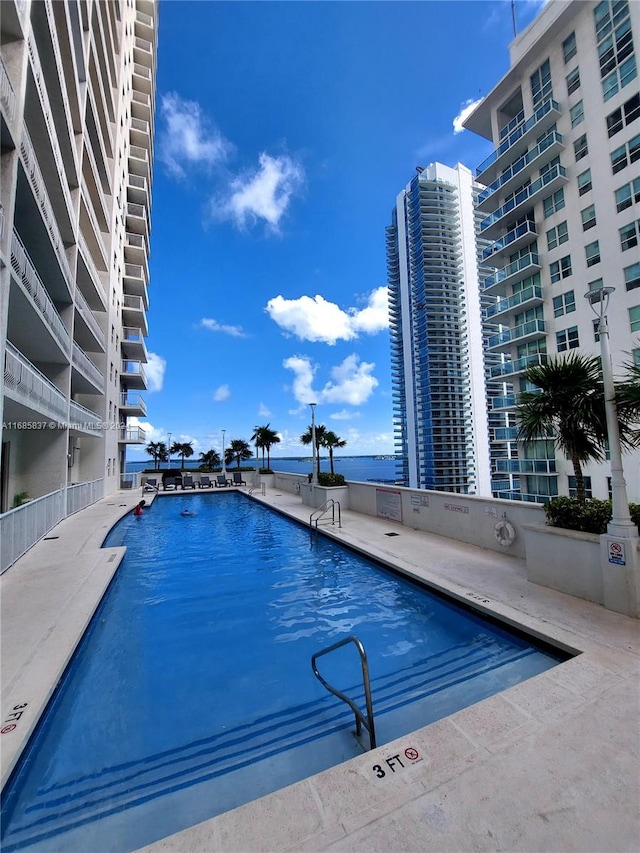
131,0 -> 548,463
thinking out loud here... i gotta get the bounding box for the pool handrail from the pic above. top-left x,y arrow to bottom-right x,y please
311,634 -> 376,750
310,499 -> 341,533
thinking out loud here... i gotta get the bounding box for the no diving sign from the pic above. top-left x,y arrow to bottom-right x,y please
608,540 -> 626,566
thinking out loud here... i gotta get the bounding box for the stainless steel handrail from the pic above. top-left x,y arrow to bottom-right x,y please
311,635 -> 376,750
309,499 -> 341,532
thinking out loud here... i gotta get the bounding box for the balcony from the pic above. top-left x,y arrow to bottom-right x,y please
119,425 -> 147,444
121,359 -> 147,390
491,395 -> 518,410
122,294 -> 148,336
130,116 -> 151,154
489,352 -> 549,380
120,392 -> 147,417
10,229 -> 70,357
71,342 -> 104,393
125,201 -> 149,237
487,284 -> 544,321
121,326 -> 147,361
476,98 -> 562,184
480,165 -> 568,237
483,221 -> 537,262
74,287 -> 106,352
483,252 -> 541,293
131,90 -> 152,122
496,459 -> 557,474
3,342 -> 68,422
128,144 -> 150,181
133,35 -> 154,69
127,173 -> 150,207
1,55 -> 17,127
490,427 -> 518,441
77,233 -> 107,310
132,62 -> 152,96
123,263 -> 149,305
69,400 -> 102,434
477,131 -> 564,211
135,9 -> 155,38
488,319 -> 546,350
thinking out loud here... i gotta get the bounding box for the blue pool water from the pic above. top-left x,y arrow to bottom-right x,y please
1,494 -> 565,851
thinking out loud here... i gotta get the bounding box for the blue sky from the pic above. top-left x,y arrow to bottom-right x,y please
132,0 -> 547,463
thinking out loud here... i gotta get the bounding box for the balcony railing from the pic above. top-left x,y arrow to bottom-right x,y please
490,352 -> 548,379
3,342 -> 68,421
483,221 -> 537,262
491,395 -> 518,410
1,55 -> 16,124
120,392 -> 147,416
69,400 -> 102,432
488,319 -> 546,349
496,459 -> 557,474
477,131 -> 564,207
75,286 -> 106,349
487,284 -> 544,319
77,233 -> 107,307
119,426 -> 147,443
121,359 -> 146,382
72,342 -> 104,389
480,165 -> 567,233
476,98 -> 561,178
123,294 -> 145,312
10,229 -> 70,354
484,252 -> 540,290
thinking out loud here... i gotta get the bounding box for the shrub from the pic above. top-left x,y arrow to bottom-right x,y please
543,496 -> 634,534
317,472 -> 345,486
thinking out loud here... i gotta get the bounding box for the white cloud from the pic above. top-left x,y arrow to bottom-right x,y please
283,354 -> 379,407
258,403 -> 272,418
266,286 -> 388,345
453,98 -> 483,134
145,352 -> 166,392
159,92 -> 232,179
214,152 -> 304,232
200,317 -> 247,338
330,409 -> 360,421
213,384 -> 231,402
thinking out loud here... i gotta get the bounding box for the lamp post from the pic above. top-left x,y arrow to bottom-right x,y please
309,402 -> 318,486
584,286 -> 638,537
167,432 -> 172,469
221,429 -> 227,479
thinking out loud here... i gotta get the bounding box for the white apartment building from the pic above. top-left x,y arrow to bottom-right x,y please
464,0 -> 640,504
387,162 -> 493,495
0,0 -> 156,523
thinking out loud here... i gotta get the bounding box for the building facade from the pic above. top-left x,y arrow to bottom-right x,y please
464,0 -> 640,504
387,162 -> 493,494
0,0 -> 156,514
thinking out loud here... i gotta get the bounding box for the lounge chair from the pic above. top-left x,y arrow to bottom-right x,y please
163,477 -> 177,491
232,472 -> 247,486
144,477 -> 158,492
215,475 -> 229,488
182,475 -> 196,489
198,475 -> 213,488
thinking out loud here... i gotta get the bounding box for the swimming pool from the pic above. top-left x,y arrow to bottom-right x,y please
1,493 -> 566,851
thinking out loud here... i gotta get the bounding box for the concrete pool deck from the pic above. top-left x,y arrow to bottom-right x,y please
1,486 -> 638,852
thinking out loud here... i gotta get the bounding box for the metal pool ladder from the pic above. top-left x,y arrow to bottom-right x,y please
311,635 -> 376,750
309,499 -> 341,534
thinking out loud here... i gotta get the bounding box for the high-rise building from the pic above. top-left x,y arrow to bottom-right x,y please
387,162 -> 493,494
0,0 -> 156,516
464,0 -> 640,504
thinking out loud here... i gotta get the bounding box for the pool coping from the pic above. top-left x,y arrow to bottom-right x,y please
1,487 -> 639,852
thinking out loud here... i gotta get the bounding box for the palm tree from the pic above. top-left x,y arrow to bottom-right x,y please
170,441 -> 194,469
251,425 -> 268,467
145,441 -> 167,469
516,353 -> 634,503
198,449 -> 220,470
300,423 -> 327,474
617,359 -> 640,444
261,425 -> 281,469
322,431 -> 347,475
227,438 -> 252,469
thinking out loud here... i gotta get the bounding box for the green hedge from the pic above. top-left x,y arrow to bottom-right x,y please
307,473 -> 346,486
544,497 -> 640,534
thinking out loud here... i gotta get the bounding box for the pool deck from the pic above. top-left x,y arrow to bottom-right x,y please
1,486 -> 639,852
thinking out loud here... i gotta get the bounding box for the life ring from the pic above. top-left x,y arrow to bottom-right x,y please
295,482 -> 301,494
494,520 -> 516,547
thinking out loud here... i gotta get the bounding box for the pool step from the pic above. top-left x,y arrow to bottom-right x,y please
2,637 -> 533,849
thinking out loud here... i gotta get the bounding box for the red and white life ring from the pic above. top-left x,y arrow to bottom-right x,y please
494,520 -> 516,547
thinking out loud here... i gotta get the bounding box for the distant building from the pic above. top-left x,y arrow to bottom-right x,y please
464,0 -> 640,503
387,162 -> 493,494
0,0 -> 156,514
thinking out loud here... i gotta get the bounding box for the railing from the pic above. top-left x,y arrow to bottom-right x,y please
484,253 -> 540,290
477,131 -> 563,205
490,352 -> 548,379
77,233 -> 107,306
126,201 -> 148,224
482,221 -> 537,261
0,479 -> 104,574
0,55 -> 16,123
136,10 -> 154,28
130,116 -> 150,134
480,165 -> 567,232
496,459 -> 557,474
119,392 -> 146,414
120,472 -> 141,490
488,319 -> 546,348
310,499 -> 342,533
69,400 -> 102,431
122,326 -> 144,345
4,342 -> 68,421
119,426 -> 146,442
129,144 -> 149,164
123,294 -> 144,312
121,360 -> 146,381
487,284 -> 544,318
311,635 -> 376,750
10,229 -> 70,353
72,342 -> 104,388
75,286 -> 106,349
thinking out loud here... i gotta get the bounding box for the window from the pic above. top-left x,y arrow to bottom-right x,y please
543,188 -> 565,217
585,240 -> 601,267
568,476 -> 592,499
546,221 -> 569,250
633,347 -> 640,367
606,93 -> 640,137
577,169 -> 592,195
588,277 -> 604,294
620,219 -> 640,251
550,255 -> 572,282
624,263 -> 640,292
574,134 -> 588,161
531,58 -> 552,108
566,66 -> 581,95
556,326 -> 579,352
595,0 -> 637,100
615,177 -> 640,211
563,31 -> 577,63
630,305 -> 640,332
581,204 -> 597,230
611,133 -> 640,173
553,290 -> 576,317
570,100 -> 585,127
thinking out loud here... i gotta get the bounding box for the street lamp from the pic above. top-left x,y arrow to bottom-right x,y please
167,432 -> 172,469
584,286 -> 638,537
221,429 -> 227,479
309,402 -> 318,486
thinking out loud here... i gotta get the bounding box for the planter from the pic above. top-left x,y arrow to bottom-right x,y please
301,484 -> 349,511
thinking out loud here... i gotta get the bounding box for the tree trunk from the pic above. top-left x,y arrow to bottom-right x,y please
571,454 -> 586,503
329,448 -> 335,475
